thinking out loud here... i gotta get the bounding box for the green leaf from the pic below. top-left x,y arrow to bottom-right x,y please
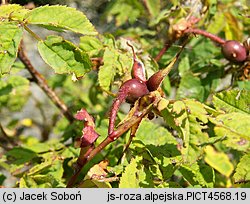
0,4 -> 29,22
161,99 -> 209,162
25,5 -> 97,35
38,35 -> 92,77
224,12 -> 242,41
0,173 -> 6,185
104,0 -> 143,27
19,175 -> 38,188
0,76 -> 30,110
204,145 -> 234,177
176,72 -> 205,102
98,48 -> 116,90
214,112 -> 250,151
79,36 -> 103,54
143,0 -> 161,18
233,154 -> 250,183
31,174 -> 65,187
179,162 -> 215,187
6,147 -> 37,165
178,55 -> 190,76
98,47 -> 131,90
207,12 -> 225,34
136,120 -> 177,146
0,22 -> 23,75
213,90 -> 250,114
119,157 -> 141,188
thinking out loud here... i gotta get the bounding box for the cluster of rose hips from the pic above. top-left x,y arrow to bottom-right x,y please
107,32 -> 250,140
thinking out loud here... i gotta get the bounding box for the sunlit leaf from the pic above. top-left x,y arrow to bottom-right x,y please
119,157 -> 141,188
25,5 -> 97,35
204,145 -> 234,177
233,153 -> 250,183
213,90 -> 250,114
0,22 -> 23,75
0,4 -> 29,21
38,35 -> 92,77
214,112 -> 250,151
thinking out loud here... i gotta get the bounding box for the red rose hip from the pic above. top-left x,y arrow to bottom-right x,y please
221,40 -> 247,63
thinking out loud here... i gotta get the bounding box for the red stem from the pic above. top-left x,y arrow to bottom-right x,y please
67,94 -> 157,187
185,28 -> 226,45
108,88 -> 129,135
154,42 -> 172,62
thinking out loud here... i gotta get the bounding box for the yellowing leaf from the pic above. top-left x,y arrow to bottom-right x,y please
204,145 -> 234,177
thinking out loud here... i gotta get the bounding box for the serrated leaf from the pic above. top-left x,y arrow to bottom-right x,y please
179,162 -> 215,187
75,109 -> 100,147
214,112 -> 250,151
233,154 -> 250,183
38,35 -> 92,77
213,90 -> 250,114
0,22 -> 23,75
25,5 -> 97,35
204,145 -> 234,177
161,99 -> 210,162
98,47 -> 131,90
119,157 -> 141,188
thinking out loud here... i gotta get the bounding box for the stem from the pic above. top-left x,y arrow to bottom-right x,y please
154,41 -> 172,62
185,28 -> 226,45
23,24 -> 42,41
117,120 -> 141,164
18,42 -> 74,123
67,94 -> 158,187
108,88 -> 129,135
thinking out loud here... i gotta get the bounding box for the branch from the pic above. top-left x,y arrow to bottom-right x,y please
67,92 -> 160,187
18,42 -> 74,123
